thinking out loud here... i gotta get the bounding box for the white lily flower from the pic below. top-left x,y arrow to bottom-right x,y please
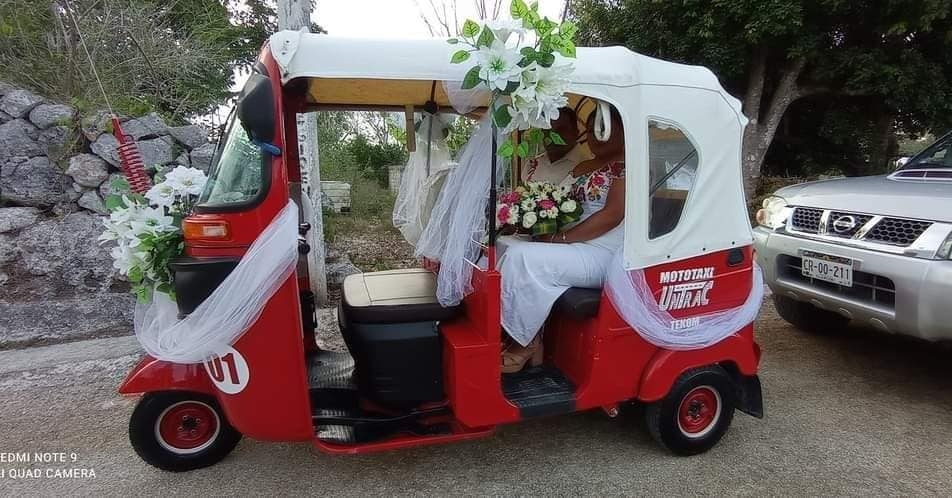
560,199 -> 578,213
476,41 -> 524,92
163,166 -> 208,196
145,182 -> 176,208
485,19 -> 525,45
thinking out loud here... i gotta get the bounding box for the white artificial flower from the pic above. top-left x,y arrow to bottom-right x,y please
485,19 -> 525,45
520,198 -> 536,211
560,199 -> 578,213
552,189 -> 564,202
547,207 -> 559,218
163,166 -> 208,196
145,182 -> 176,208
538,209 -> 549,219
507,210 -> 519,225
522,211 -> 538,229
476,41 -> 524,92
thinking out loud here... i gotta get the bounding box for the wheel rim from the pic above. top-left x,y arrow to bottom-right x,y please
677,386 -> 722,439
155,401 -> 221,455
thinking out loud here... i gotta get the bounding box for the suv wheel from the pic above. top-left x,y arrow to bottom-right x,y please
773,294 -> 849,334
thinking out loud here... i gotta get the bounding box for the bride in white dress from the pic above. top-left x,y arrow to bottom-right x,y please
499,106 -> 626,373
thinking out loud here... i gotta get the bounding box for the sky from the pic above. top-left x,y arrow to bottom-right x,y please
314,0 -> 567,38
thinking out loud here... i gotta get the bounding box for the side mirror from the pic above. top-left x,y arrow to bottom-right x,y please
236,72 -> 276,143
894,157 -> 910,170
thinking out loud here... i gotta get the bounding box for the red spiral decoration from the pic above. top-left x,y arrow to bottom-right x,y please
111,117 -> 152,194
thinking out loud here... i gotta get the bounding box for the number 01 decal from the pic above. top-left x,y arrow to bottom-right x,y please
204,346 -> 250,394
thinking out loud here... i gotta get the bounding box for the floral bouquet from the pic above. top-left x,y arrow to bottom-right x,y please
99,166 -> 208,302
496,181 -> 582,237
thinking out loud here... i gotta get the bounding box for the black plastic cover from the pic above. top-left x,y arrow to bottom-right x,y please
346,321 -> 444,407
237,72 -> 275,143
169,257 -> 239,316
554,287 -> 601,319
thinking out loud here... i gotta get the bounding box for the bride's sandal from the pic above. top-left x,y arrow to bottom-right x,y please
501,337 -> 543,374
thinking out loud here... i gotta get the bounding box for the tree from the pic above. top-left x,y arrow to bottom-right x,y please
572,0 -> 952,195
414,0 -> 505,36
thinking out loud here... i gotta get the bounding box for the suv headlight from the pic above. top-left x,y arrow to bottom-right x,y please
937,232 -> 952,259
755,195 -> 792,229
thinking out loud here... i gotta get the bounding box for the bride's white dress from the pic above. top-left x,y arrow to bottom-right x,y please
499,161 -> 625,346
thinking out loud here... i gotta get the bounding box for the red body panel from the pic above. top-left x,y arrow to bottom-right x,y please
314,424 -> 494,455
119,357 -> 215,396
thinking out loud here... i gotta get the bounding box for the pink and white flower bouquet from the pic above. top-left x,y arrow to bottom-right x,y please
496,181 -> 582,237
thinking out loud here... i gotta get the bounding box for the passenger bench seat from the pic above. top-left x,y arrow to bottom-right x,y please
341,268 -> 462,324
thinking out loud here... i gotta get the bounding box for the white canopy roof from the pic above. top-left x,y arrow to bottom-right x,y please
269,31 -> 752,270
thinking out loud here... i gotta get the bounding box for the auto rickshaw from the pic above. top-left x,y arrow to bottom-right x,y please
118,31 -> 763,472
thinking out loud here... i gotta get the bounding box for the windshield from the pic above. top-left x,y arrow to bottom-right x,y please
197,111 -> 267,207
903,133 -> 952,169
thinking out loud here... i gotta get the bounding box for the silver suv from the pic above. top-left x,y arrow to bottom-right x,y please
753,131 -> 952,341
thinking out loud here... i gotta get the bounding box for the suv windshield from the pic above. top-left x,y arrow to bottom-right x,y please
903,133 -> 952,169
197,111 -> 267,207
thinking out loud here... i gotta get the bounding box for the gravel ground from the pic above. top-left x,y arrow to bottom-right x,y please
1,303 -> 951,496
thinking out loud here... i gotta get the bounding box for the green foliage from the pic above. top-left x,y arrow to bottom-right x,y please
348,135 -> 407,188
572,0 -> 952,175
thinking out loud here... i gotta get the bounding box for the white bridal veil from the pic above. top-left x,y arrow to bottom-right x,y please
392,114 -> 453,246
134,201 -> 299,363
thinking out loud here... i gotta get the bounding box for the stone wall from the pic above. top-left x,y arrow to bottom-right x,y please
0,82 -> 215,348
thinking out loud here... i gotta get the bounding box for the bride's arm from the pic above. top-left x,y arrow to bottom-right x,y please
550,180 -> 626,243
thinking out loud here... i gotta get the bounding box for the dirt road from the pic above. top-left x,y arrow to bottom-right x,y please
1,303 -> 950,496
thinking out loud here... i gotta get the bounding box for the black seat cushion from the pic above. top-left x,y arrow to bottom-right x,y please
554,287 -> 602,319
341,269 -> 462,324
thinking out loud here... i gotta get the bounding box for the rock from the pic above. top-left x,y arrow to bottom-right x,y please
37,125 -> 72,160
28,103 -> 74,129
98,172 -> 127,200
15,211 -> 116,291
326,260 -> 361,288
66,153 -> 110,187
0,89 -> 43,118
78,190 -> 107,215
0,207 -> 42,233
122,113 -> 167,140
0,110 -> 11,123
0,119 -> 42,158
175,152 -> 190,166
189,143 -> 216,172
0,296 -> 135,348
0,81 -> 15,97
80,110 -> 114,141
137,136 -> 176,169
0,233 -> 18,264
168,124 -> 208,150
0,156 -> 71,207
90,133 -> 120,166
0,272 -> 8,287
52,202 -> 79,217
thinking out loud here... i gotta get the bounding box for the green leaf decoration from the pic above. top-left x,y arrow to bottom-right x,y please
104,194 -> 125,211
461,66 -> 481,89
127,266 -> 143,284
498,139 -> 515,158
462,19 -> 480,38
516,141 -> 530,158
531,219 -> 557,236
510,0 -> 530,19
476,25 -> 495,48
493,105 -> 512,129
538,52 -> 555,67
451,50 -> 471,64
558,40 -> 576,58
549,131 -> 566,145
501,80 -> 521,95
447,38 -> 459,44
559,20 -> 577,41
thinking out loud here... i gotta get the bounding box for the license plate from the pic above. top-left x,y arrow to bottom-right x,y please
801,250 -> 853,287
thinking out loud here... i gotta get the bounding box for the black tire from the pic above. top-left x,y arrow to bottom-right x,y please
645,366 -> 735,456
129,391 -> 241,472
773,294 -> 849,334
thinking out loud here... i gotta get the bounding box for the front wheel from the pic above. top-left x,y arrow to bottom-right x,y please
129,391 -> 241,472
645,366 -> 735,456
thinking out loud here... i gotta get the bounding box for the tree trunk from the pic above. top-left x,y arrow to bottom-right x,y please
741,56 -> 806,199
868,110 -> 897,175
278,0 -> 328,306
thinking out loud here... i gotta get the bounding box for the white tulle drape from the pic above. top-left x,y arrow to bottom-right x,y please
392,114 -> 452,246
605,250 -> 764,350
134,201 -> 299,363
415,113 -> 503,306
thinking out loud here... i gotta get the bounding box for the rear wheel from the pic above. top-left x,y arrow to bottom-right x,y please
645,366 -> 735,456
773,294 -> 849,334
129,391 -> 241,472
